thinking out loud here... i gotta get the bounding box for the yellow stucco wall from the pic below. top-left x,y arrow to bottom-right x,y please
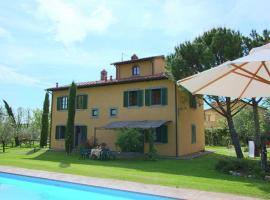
178,92 -> 205,155
117,60 -> 153,79
116,57 -> 165,79
51,79 -> 178,156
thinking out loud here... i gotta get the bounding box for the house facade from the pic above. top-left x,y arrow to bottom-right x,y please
48,55 -> 205,156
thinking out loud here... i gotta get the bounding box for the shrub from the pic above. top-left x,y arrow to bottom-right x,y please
115,128 -> 144,152
215,159 -> 266,179
205,128 -> 230,146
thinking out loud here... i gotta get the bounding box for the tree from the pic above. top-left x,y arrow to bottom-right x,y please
40,92 -> 50,147
166,27 -> 245,158
242,29 -> 270,156
3,100 -> 20,146
0,107 -> 13,152
65,82 -> 77,154
31,109 -> 43,140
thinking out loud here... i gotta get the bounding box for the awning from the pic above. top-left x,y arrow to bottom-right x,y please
100,120 -> 170,129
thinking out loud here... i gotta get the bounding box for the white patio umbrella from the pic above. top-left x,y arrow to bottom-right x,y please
177,43 -> 270,98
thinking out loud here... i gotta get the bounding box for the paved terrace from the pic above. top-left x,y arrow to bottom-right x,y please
0,166 -> 261,200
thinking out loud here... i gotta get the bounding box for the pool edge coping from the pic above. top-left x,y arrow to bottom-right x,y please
0,165 -> 262,200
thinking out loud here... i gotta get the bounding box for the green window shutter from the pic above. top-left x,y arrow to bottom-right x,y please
137,90 -> 144,107
191,124 -> 196,144
189,95 -> 197,109
55,126 -> 59,139
161,125 -> 168,143
123,91 -> 129,107
145,89 -> 151,106
57,97 -> 61,110
161,88 -> 168,105
83,95 -> 88,109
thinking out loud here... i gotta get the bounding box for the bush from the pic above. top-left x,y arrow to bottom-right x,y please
215,159 -> 266,179
205,128 -> 230,146
115,128 -> 144,152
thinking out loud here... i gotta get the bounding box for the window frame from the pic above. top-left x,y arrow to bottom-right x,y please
145,87 -> 168,107
109,107 -> 118,117
55,125 -> 66,140
124,89 -> 144,108
132,65 -> 140,76
91,108 -> 99,118
57,96 -> 68,111
76,94 -> 88,110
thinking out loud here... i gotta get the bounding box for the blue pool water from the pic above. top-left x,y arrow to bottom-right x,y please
0,173 -> 176,200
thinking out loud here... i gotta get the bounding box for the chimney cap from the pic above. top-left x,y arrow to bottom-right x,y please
131,54 -> 138,60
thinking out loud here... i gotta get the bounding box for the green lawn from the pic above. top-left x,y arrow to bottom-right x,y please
0,146 -> 269,199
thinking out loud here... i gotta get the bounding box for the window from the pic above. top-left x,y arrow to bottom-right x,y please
76,95 -> 88,109
145,125 -> 168,143
91,108 -> 99,118
191,124 -> 196,144
110,108 -> 118,117
145,88 -> 167,106
123,90 -> 144,107
57,96 -> 68,110
132,65 -> 140,76
55,126 -> 65,139
189,95 -> 197,109
151,89 -> 161,105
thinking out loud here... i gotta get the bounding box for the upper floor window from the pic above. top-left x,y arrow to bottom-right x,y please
123,90 -> 144,107
132,65 -> 140,76
76,95 -> 88,109
57,96 -> 68,110
145,88 -> 168,106
91,108 -> 99,118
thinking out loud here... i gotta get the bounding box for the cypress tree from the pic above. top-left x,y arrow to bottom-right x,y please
65,82 -> 77,154
40,92 -> 49,147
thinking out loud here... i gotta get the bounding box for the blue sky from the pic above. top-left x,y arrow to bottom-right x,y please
0,0 -> 269,109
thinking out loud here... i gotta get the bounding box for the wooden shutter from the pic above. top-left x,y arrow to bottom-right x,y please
191,124 -> 196,144
145,89 -> 151,106
83,95 -> 88,109
161,88 -> 168,105
123,91 -> 129,107
137,90 -> 144,107
189,95 -> 197,109
57,97 -> 61,110
161,125 -> 168,143
55,126 -> 59,139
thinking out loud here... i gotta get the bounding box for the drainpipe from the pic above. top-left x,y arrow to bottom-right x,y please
174,83 -> 179,157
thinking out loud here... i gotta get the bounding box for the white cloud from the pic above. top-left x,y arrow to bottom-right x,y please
35,0 -> 115,46
0,64 -> 45,87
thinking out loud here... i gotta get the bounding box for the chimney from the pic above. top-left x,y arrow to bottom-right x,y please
56,82 -> 58,88
131,54 -> 138,60
110,75 -> 113,81
101,69 -> 107,81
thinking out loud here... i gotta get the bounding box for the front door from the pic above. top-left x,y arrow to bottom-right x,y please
74,126 -> 87,148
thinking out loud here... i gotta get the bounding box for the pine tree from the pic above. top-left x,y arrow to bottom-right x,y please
65,82 -> 77,154
40,92 -> 49,147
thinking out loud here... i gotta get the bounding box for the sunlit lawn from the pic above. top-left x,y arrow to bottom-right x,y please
0,146 -> 269,199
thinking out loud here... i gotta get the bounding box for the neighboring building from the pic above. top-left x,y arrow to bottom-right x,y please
204,102 -> 266,129
47,54 -> 205,157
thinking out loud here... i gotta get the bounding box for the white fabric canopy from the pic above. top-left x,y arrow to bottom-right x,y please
177,43 -> 270,98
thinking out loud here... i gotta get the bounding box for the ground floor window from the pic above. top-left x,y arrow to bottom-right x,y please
145,125 -> 168,144
55,126 -> 65,139
75,126 -> 87,147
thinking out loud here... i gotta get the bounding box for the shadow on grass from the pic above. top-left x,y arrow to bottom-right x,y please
24,150 -> 270,196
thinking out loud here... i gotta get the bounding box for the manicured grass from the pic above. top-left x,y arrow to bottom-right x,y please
0,146 -> 269,199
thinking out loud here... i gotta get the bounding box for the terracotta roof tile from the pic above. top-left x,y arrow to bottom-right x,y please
47,73 -> 168,91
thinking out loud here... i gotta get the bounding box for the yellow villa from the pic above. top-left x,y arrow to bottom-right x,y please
47,54 -> 205,156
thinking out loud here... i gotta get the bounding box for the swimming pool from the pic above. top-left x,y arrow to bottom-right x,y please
0,173 -> 176,200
